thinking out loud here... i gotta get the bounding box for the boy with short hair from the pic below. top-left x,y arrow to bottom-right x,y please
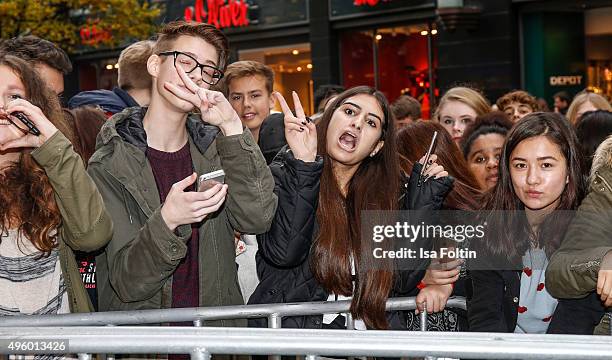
69,40 -> 155,116
222,60 -> 275,143
0,35 -> 72,96
88,21 -> 277,324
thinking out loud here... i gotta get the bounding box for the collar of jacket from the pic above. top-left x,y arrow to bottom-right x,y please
98,106 -> 220,153
590,135 -> 612,192
95,106 -> 221,217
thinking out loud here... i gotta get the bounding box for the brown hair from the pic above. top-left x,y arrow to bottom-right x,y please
0,36 -> 72,75
483,112 -> 586,263
566,92 -> 612,126
153,21 -> 229,70
222,60 -> 274,95
0,55 -> 75,255
118,40 -> 155,91
63,106 -> 106,164
311,86 -> 399,329
397,121 -> 483,210
496,90 -> 539,113
391,95 -> 421,121
434,86 -> 491,121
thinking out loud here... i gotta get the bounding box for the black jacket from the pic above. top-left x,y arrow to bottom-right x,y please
468,268 -> 606,334
248,148 -> 453,329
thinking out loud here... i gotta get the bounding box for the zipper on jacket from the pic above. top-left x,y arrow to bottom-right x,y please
595,172 -> 612,193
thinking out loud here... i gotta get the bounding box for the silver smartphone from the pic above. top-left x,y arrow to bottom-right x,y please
198,169 -> 225,192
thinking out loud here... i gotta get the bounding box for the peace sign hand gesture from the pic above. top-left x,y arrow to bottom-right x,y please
164,65 -> 243,136
275,91 -> 317,162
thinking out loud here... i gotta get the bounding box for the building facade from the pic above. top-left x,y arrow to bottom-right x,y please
65,0 -> 612,116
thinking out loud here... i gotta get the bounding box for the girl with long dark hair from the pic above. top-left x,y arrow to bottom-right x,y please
0,54 -> 111,315
397,121 -> 482,331
249,86 -> 453,329
469,112 -> 604,334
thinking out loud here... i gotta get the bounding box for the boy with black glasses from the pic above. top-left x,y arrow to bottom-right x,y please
87,21 -> 277,324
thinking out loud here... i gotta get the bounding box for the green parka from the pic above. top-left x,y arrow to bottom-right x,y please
87,107 -> 277,326
546,135 -> 612,335
30,131 -> 113,313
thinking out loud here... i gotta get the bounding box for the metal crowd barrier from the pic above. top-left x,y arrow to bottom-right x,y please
0,297 -> 467,329
0,326 -> 611,360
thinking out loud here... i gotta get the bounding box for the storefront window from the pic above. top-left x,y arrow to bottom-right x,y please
377,25 -> 434,118
239,44 -> 314,113
78,58 -> 118,91
341,24 -> 436,118
341,31 -> 375,88
585,7 -> 612,99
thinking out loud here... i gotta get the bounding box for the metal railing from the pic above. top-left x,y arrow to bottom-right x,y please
0,326 -> 611,360
0,297 -> 467,329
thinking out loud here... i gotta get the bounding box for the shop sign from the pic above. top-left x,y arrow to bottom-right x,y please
331,0 -> 435,20
80,24 -> 112,46
354,0 -> 393,6
549,75 -> 583,86
184,0 -> 249,29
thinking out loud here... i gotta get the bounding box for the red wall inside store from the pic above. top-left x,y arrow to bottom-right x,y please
341,30 -> 434,118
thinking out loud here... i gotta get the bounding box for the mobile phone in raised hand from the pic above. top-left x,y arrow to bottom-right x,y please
198,169 -> 225,192
12,112 -> 41,136
417,131 -> 438,187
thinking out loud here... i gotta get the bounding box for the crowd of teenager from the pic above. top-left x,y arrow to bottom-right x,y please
1,20 -> 611,344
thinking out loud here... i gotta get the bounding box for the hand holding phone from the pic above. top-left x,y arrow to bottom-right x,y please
198,169 -> 225,192
11,112 -> 41,136
418,131 -> 438,187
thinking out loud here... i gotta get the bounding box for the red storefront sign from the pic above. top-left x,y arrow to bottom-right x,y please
80,23 -> 112,46
353,0 -> 392,6
184,0 -> 249,29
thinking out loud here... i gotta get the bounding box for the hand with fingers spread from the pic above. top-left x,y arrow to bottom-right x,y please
597,251 -> 612,307
274,91 -> 317,162
160,173 -> 229,231
164,66 -> 243,136
422,258 -> 464,286
0,99 -> 58,151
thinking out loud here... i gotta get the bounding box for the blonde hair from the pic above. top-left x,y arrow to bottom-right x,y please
567,92 -> 612,126
222,60 -> 274,95
118,40 -> 155,91
434,87 -> 491,121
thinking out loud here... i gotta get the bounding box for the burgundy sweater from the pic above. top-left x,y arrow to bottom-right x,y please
146,143 -> 199,310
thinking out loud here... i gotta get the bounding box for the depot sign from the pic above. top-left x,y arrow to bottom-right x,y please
184,0 -> 249,29
549,75 -> 583,86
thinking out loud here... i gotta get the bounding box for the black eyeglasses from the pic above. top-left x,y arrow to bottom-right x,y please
158,51 -> 224,86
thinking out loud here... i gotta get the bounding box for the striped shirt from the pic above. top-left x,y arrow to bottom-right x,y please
0,228 -> 69,315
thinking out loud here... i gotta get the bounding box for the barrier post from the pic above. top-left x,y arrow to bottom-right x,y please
191,349 -> 211,360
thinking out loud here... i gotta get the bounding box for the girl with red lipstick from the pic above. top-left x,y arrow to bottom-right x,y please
468,112 -> 606,334
248,86 -> 454,330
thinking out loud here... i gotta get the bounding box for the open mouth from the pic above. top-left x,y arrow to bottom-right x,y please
338,131 -> 358,152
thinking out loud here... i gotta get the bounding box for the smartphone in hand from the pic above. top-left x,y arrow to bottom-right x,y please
10,112 -> 41,136
418,131 -> 438,187
198,169 -> 225,192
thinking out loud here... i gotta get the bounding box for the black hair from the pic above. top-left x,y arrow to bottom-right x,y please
576,110 -> 612,172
